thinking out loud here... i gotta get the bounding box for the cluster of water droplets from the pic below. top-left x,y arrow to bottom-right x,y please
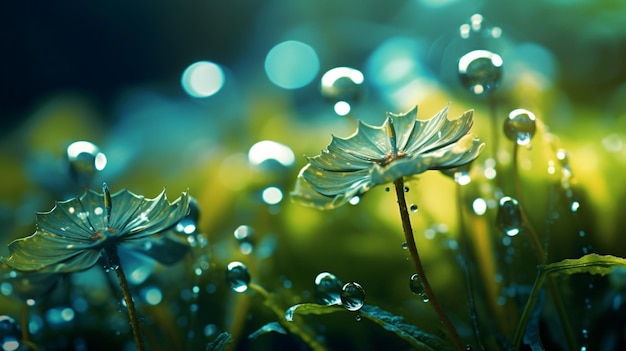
233,225 -> 255,255
309,272 -> 365,318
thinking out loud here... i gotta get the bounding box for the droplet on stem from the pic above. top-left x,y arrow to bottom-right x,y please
409,274 -> 429,302
458,49 -> 503,96
496,196 -> 522,236
503,109 -> 536,146
225,262 -> 250,293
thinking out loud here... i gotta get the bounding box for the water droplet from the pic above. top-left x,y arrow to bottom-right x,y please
349,196 -> 360,205
175,196 -> 200,235
341,282 -> 365,312
225,261 -> 250,293
66,141 -> 107,187
401,242 -> 408,250
466,345 -> 474,351
410,204 -> 418,212
458,49 -> 503,95
262,186 -> 283,205
320,67 -> 365,104
314,272 -> 343,305
571,200 -> 580,213
234,225 -> 255,255
504,109 -> 536,146
0,315 -> 21,351
384,187 -> 390,192
472,198 -> 487,216
285,305 -> 297,322
409,274 -> 430,302
355,314 -> 362,322
496,196 -> 522,236
404,186 -> 409,192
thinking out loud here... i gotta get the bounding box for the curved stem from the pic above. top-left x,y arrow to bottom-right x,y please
510,143 -> 577,351
393,178 -> 464,351
106,246 -> 145,351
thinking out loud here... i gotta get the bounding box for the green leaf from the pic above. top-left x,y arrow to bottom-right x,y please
538,253 -> 626,276
205,331 -> 233,351
248,322 -> 287,340
285,303 -> 454,351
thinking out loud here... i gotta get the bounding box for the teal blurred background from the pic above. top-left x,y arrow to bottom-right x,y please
1,0 -> 626,350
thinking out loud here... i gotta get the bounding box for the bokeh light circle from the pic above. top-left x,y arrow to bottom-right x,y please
181,61 -> 225,98
265,40 -> 320,89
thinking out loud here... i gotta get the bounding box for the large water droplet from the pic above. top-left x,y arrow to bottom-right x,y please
496,196 -> 522,236
409,274 -> 429,302
225,261 -> 250,293
66,140 -> 107,187
340,282 -> 365,312
0,315 -> 21,351
314,272 -> 343,305
320,67 -> 365,114
458,49 -> 503,96
504,109 -> 536,146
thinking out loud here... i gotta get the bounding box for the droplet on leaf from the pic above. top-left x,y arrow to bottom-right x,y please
340,282 -> 365,312
314,272 -> 343,306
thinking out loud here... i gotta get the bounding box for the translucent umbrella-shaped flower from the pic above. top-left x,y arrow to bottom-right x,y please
291,103 -> 484,209
2,183 -> 190,351
290,103 -> 484,351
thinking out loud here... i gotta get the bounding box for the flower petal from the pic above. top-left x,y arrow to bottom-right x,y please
307,149 -> 371,172
290,173 -> 338,210
327,121 -> 390,161
122,190 -> 190,240
3,230 -> 101,272
387,106 -> 418,151
301,164 -> 372,197
123,231 -> 190,265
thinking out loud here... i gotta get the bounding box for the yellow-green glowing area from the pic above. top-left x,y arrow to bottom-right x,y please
181,61 -> 225,98
265,40 -> 319,89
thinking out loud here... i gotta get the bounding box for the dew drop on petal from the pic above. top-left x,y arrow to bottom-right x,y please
496,196 -> 522,236
458,49 -> 503,96
504,109 -> 536,146
225,261 -> 250,293
340,282 -> 365,312
409,274 -> 429,302
314,272 -> 343,306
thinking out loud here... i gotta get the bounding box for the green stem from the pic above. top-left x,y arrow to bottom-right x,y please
393,178 -> 464,351
248,283 -> 327,351
510,143 -> 577,351
106,245 -> 145,351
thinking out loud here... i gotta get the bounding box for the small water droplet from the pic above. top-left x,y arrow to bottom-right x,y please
404,186 -> 409,193
496,196 -> 522,236
66,141 -> 107,187
314,272 -> 343,305
458,49 -> 503,95
503,109 -> 537,146
225,261 -> 250,293
384,187 -> 390,192
409,274 -> 429,302
0,315 -> 22,351
355,314 -> 362,322
472,198 -> 487,216
570,200 -> 580,213
465,345 -> 474,351
410,204 -> 418,212
285,305 -> 297,322
349,196 -> 360,205
234,225 -> 255,254
175,197 -> 200,235
401,242 -> 408,250
341,282 -> 365,312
